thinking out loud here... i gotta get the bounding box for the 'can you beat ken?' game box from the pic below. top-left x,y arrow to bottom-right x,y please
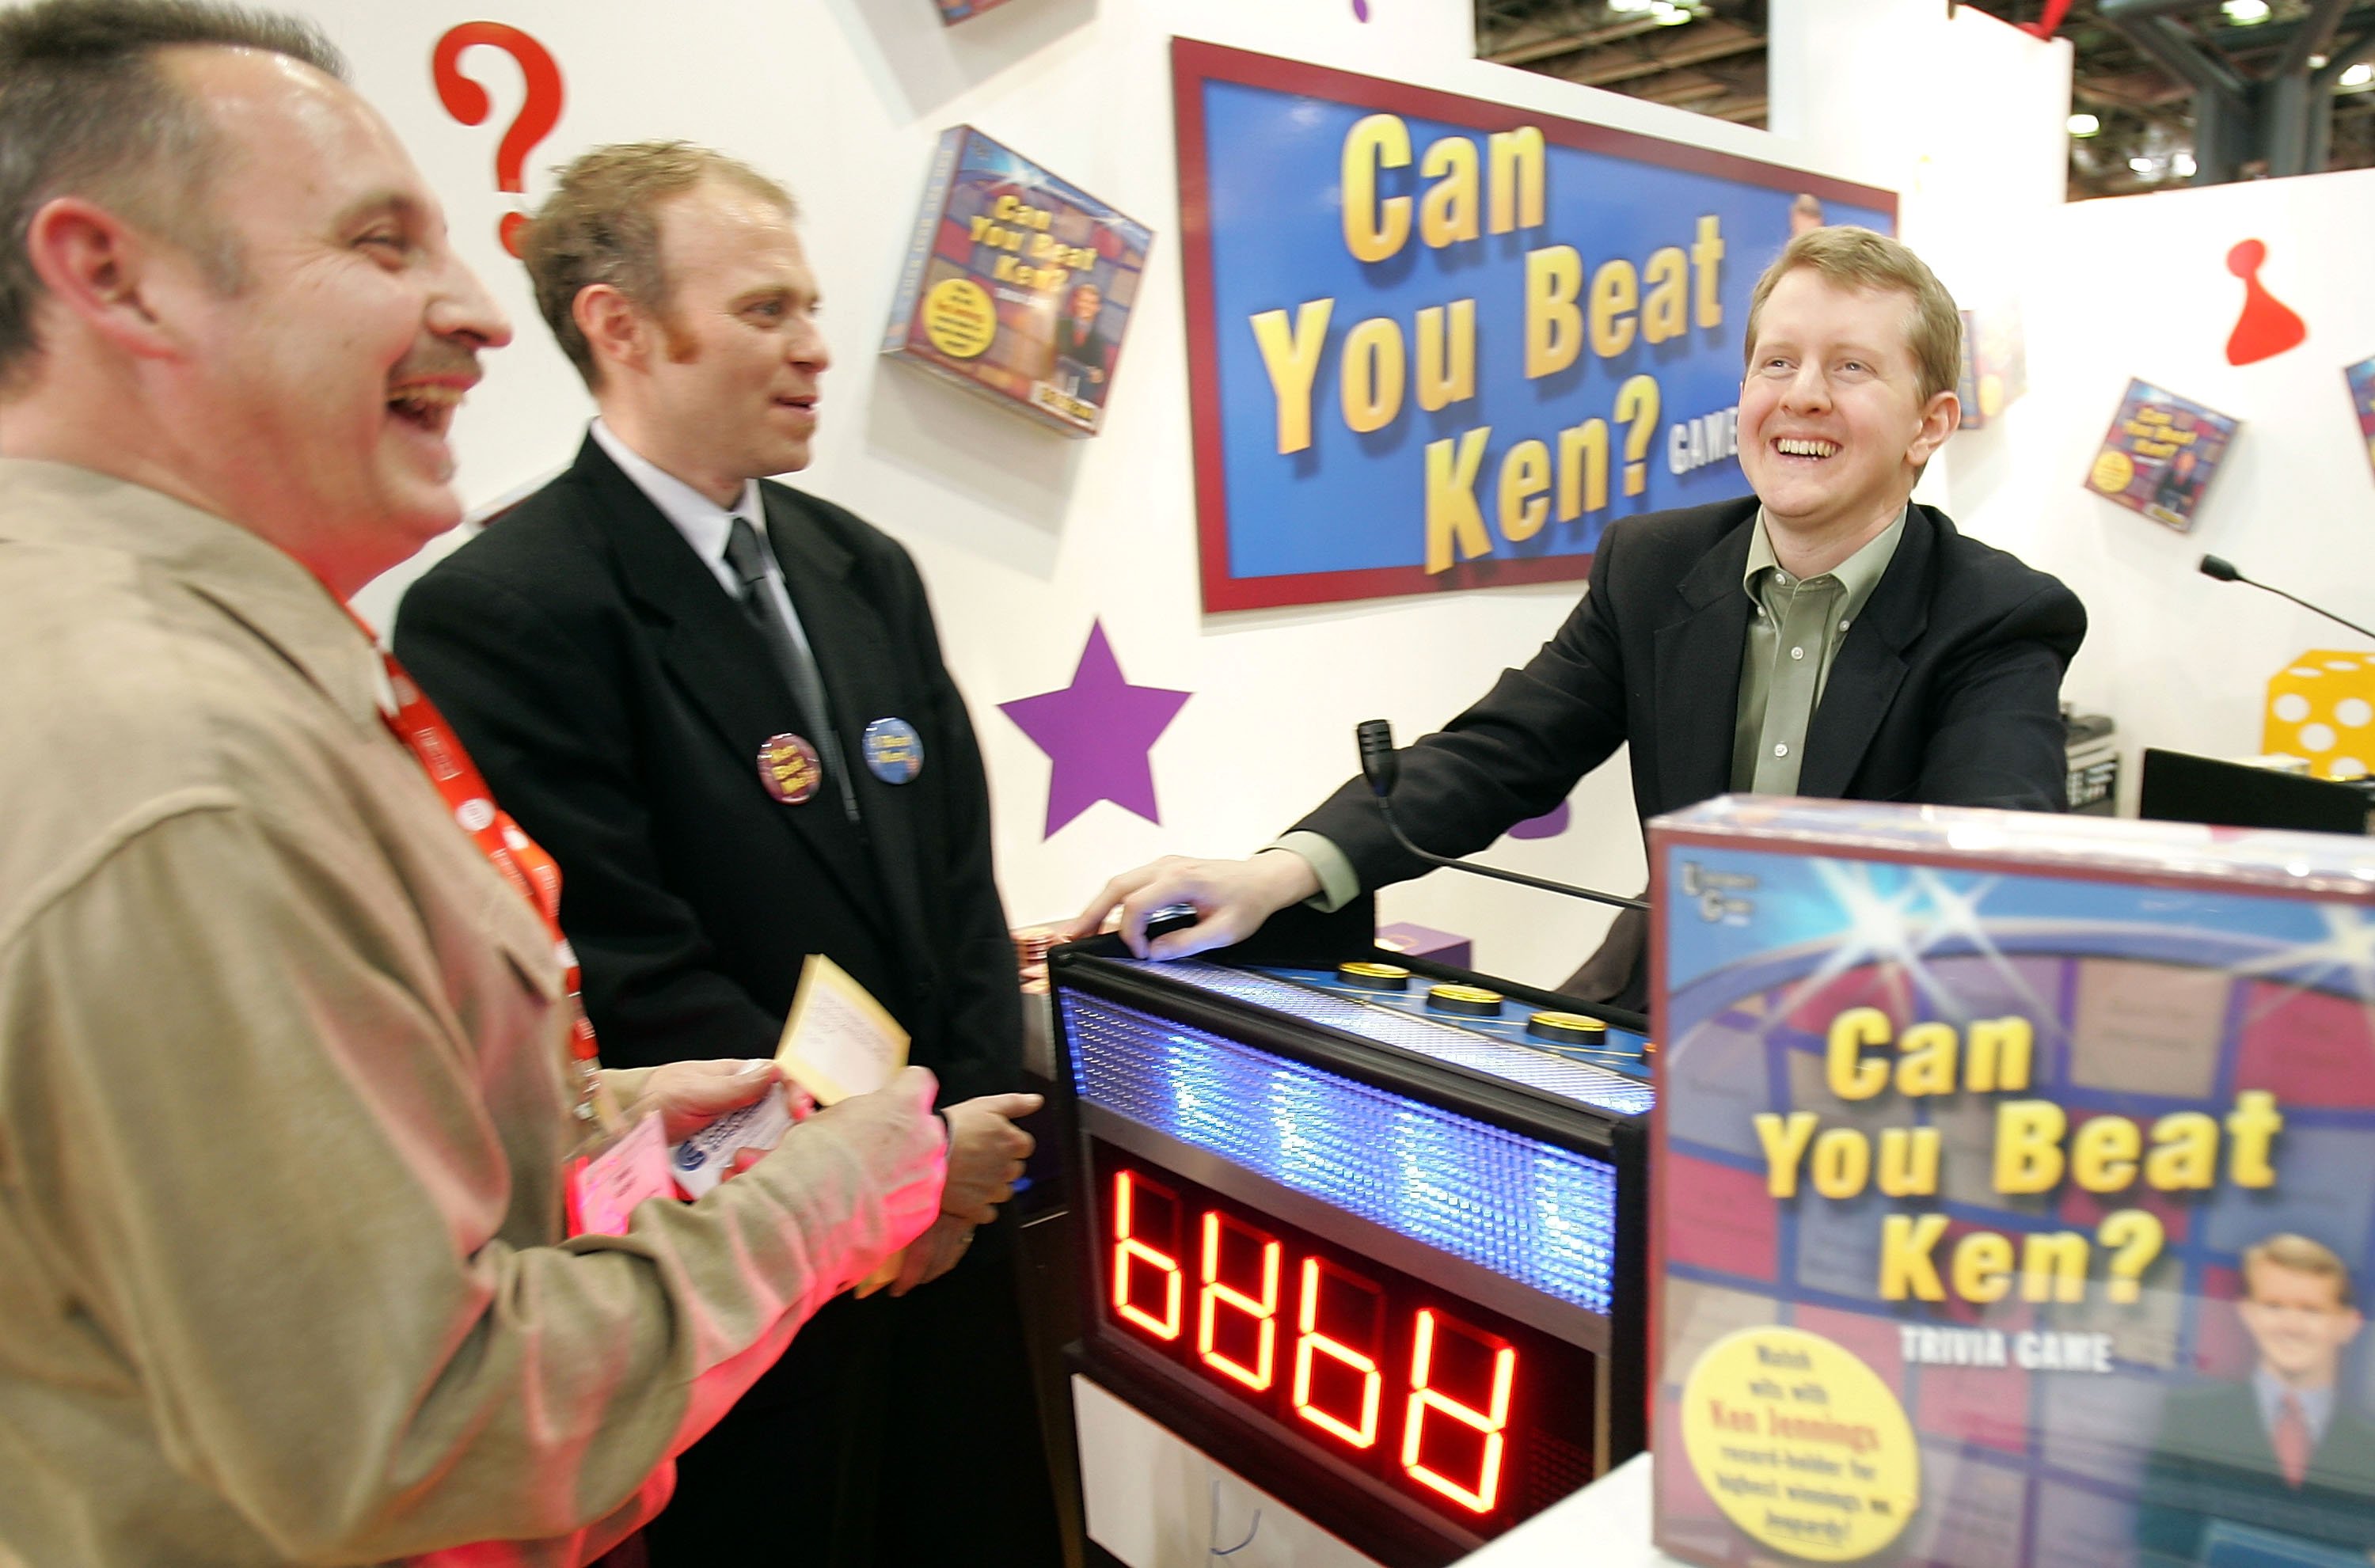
1650,797 -> 2375,1568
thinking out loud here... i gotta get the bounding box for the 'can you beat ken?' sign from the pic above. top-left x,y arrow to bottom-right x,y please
1172,40 -> 1894,613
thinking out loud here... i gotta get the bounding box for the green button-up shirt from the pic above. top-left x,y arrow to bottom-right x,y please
1730,507 -> 1906,794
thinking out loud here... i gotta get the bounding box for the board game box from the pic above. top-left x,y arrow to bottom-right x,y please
1957,306 -> 2028,431
1651,796 -> 2375,1567
935,0 -> 1017,24
2083,378 -> 2239,533
882,125 -> 1153,436
2344,353 -> 2375,486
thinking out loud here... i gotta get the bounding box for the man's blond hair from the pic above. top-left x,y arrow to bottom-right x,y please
2244,1233 -> 2356,1308
1743,225 -> 1963,405
518,141 -> 796,389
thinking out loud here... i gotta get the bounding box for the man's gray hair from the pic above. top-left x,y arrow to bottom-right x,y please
0,0 -> 347,394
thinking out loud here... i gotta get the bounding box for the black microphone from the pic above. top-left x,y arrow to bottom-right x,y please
1357,717 -> 1400,797
2199,554 -> 2375,640
1355,720 -> 1647,913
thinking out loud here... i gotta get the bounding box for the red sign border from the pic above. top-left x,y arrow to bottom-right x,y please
1172,36 -> 1900,615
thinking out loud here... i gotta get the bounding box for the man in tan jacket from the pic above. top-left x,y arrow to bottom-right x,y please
0,3 -> 977,1562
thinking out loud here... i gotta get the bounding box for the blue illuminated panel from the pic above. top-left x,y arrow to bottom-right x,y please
1126,959 -> 1656,1118
1062,989 -> 1621,1315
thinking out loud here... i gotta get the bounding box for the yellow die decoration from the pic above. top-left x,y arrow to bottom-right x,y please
2264,649 -> 2375,780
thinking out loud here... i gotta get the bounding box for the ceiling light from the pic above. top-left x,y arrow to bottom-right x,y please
1649,0 -> 1696,24
2345,62 -> 2375,88
2130,155 -> 2157,173
1607,0 -> 1654,12
2067,112 -> 2101,137
2222,0 -> 2270,23
2312,54 -> 2331,68
2173,150 -> 2198,177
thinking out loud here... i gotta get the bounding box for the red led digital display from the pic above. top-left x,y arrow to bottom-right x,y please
1089,1141 -> 1597,1534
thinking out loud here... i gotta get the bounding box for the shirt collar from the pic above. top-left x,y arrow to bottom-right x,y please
2255,1367 -> 2338,1440
589,418 -> 765,571
0,457 -> 381,727
1744,505 -> 1908,628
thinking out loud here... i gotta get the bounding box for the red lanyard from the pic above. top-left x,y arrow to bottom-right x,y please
344,611 -> 618,1130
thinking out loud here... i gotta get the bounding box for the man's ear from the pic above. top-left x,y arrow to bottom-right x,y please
1907,388 -> 1959,469
574,284 -> 649,378
21,196 -> 180,362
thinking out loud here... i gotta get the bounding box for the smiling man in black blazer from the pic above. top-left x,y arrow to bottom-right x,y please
1068,226 -> 2084,1007
394,143 -> 1056,1566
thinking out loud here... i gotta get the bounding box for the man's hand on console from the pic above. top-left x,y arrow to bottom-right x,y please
939,1092 -> 1043,1224
1061,849 -> 1321,959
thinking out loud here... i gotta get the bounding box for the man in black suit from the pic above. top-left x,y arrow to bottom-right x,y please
2138,1234 -> 2375,1561
395,143 -> 1058,1566
1066,226 -> 2083,1006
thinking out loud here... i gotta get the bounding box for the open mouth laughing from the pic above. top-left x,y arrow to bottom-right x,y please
387,380 -> 470,439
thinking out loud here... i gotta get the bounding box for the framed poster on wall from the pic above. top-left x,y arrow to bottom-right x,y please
1173,40 -> 1897,613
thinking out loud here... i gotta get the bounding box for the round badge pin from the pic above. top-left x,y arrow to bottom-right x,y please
862,717 -> 924,784
757,733 -> 822,805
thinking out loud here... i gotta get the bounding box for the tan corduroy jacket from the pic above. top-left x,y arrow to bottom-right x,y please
0,461 -> 943,1566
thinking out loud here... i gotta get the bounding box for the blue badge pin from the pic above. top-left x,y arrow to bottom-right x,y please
861,717 -> 924,784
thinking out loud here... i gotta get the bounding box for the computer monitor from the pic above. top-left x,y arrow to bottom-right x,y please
2138,748 -> 2372,837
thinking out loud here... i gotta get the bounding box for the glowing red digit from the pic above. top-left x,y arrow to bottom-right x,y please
1111,1170 -> 1182,1341
1291,1256 -> 1384,1448
1196,1211 -> 1282,1390
1400,1309 -> 1517,1514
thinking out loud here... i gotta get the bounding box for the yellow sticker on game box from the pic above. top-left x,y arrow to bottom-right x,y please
922,277 -> 996,359
1679,1324 -> 1919,1561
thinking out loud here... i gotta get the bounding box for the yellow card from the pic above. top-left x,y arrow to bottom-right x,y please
775,955 -> 916,1298
774,953 -> 910,1105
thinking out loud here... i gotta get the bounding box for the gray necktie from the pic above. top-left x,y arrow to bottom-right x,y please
723,514 -> 858,821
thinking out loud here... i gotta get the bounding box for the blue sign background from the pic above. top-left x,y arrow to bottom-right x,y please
1182,51 -> 1893,610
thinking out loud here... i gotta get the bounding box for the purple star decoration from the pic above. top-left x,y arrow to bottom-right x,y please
1508,800 -> 1571,840
999,620 -> 1192,837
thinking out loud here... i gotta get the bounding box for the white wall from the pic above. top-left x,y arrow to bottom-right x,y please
1771,0 -> 2075,518
1944,168 -> 2375,802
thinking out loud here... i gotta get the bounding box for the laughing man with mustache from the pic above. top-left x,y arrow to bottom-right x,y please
0,6 -> 953,1564
1067,226 -> 2085,1011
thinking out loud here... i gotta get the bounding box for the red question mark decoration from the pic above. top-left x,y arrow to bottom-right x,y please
431,23 -> 564,257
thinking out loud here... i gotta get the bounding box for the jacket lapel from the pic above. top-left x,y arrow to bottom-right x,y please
764,488 -> 935,966
570,440 -> 891,933
1651,512 -> 1754,812
1797,506 -> 1933,799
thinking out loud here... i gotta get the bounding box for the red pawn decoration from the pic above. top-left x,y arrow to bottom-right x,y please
2225,238 -> 2308,366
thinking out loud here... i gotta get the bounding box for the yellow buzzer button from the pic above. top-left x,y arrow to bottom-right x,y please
1336,961 -> 1412,991
1427,983 -> 1504,1018
1527,1010 -> 1609,1046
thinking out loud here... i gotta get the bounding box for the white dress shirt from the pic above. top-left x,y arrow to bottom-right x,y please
588,419 -> 828,680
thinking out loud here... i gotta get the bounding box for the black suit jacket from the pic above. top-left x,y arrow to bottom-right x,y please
2137,1380 -> 2375,1559
1297,497 -> 2085,1000
393,436 -> 1019,1104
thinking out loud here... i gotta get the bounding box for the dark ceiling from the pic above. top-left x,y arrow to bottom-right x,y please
1474,0 -> 2375,197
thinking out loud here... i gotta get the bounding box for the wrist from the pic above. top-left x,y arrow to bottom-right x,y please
1252,847 -> 1322,907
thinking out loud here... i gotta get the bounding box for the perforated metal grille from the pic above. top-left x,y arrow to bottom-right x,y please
1062,989 -> 1621,1314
